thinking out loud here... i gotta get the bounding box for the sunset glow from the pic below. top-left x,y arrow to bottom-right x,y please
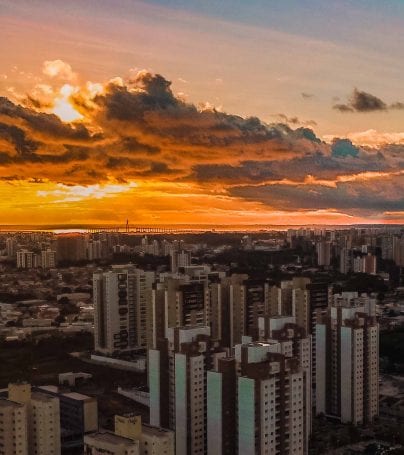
1,0 -> 404,226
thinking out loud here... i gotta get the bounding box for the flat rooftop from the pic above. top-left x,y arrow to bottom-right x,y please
86,431 -> 137,446
31,391 -> 58,403
62,392 -> 93,401
142,424 -> 173,437
0,398 -> 24,408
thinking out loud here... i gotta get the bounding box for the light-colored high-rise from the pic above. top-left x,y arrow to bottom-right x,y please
16,249 -> 39,269
170,249 -> 191,273
316,296 -> 379,424
7,383 -> 61,455
41,248 -> 56,268
149,326 -> 227,455
87,240 -> 102,260
29,392 -> 61,454
208,328 -> 311,455
93,265 -> 154,354
0,398 -> 28,455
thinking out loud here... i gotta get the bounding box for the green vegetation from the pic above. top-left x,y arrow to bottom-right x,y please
0,332 -> 147,391
0,332 -> 93,387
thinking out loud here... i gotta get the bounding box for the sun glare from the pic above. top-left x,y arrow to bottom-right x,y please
52,84 -> 82,122
53,98 -> 82,122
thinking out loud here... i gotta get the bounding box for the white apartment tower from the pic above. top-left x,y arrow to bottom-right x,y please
93,265 -> 155,354
149,326 -> 227,455
16,249 -> 41,269
0,398 -> 28,455
315,297 -> 379,424
207,332 -> 311,455
41,248 -> 56,268
7,383 -> 61,455
29,392 -> 61,454
170,249 -> 191,273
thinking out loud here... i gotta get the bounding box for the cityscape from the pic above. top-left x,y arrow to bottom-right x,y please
1,1 -> 404,454
0,227 -> 403,454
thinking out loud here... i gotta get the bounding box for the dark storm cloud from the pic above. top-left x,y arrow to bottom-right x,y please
192,147 -> 392,185
0,122 -> 39,155
0,97 -> 94,143
230,176 -> 404,214
333,88 -> 404,113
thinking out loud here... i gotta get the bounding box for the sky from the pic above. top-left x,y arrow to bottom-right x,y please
0,0 -> 404,226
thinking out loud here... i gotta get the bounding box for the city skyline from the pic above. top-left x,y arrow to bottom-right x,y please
1,0 -> 404,226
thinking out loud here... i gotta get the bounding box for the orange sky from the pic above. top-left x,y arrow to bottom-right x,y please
0,1 -> 404,225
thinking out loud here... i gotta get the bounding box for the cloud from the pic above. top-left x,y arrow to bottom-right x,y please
42,60 -> 77,81
331,139 -> 359,157
37,181 -> 137,203
0,70 -> 404,221
229,173 -> 404,215
325,129 -> 404,147
333,88 -> 404,113
273,113 -> 317,127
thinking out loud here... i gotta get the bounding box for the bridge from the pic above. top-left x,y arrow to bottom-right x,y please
86,225 -> 194,234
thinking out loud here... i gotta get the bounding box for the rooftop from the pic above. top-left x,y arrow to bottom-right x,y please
0,398 -> 24,408
62,392 -> 93,401
142,424 -> 173,437
85,431 -> 137,446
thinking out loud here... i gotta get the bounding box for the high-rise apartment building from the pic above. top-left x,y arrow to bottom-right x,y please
16,249 -> 39,269
316,240 -> 331,267
207,329 -> 311,455
0,398 -> 28,455
7,383 -> 61,455
87,240 -> 102,261
36,386 -> 98,451
41,248 -> 56,269
170,249 -> 191,273
159,278 -> 209,331
381,235 -> 394,260
393,236 -> 404,267
229,277 -> 267,345
5,237 -> 17,259
316,298 -> 379,424
41,248 -> 56,268
93,265 -> 154,354
149,326 -> 227,455
339,247 -> 352,274
56,234 -> 87,263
